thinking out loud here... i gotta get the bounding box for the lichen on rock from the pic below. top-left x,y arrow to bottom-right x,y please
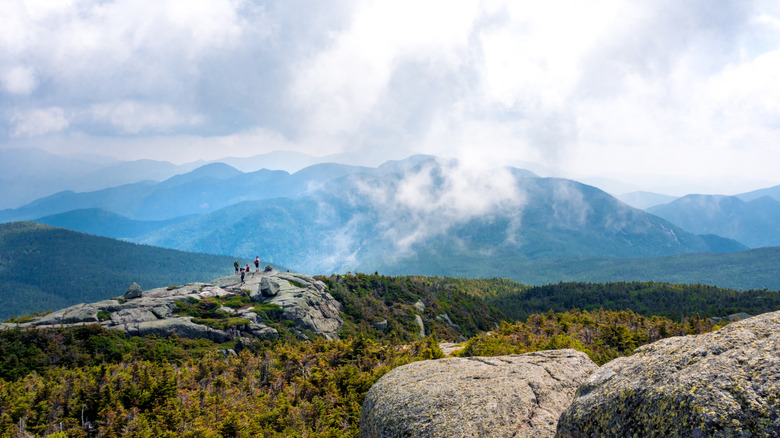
360,349 -> 598,438
556,311 -> 780,437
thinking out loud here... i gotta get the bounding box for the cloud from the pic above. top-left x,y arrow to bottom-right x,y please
2,0 -> 780,193
0,0 -> 272,131
289,0 -> 478,138
1,66 -> 37,95
351,157 -> 525,253
90,101 -> 203,134
10,107 -> 69,137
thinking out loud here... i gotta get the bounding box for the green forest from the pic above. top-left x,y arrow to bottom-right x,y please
1,272 -> 774,437
0,222 -> 276,319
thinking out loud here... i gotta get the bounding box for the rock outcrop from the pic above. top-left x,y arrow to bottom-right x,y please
124,282 -> 143,299
556,311 -> 780,437
414,314 -> 425,339
359,349 -> 598,438
13,270 -> 343,341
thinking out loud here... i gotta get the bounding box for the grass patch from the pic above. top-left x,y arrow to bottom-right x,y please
287,279 -> 306,288
220,294 -> 252,309
192,317 -> 251,331
174,297 -> 230,319
253,303 -> 285,322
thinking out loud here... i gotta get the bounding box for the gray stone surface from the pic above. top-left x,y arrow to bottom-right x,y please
124,282 -> 143,299
124,317 -> 230,342
360,349 -> 599,438
237,310 -> 259,323
110,308 -> 159,324
556,311 -> 780,437
260,276 -> 281,297
246,323 -> 279,340
18,270 -> 343,341
265,276 -> 343,339
436,313 -> 457,328
414,314 -> 425,339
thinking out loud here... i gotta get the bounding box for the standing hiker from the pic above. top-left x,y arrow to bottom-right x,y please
234,260 -> 240,274
254,256 -> 260,272
240,267 -> 245,283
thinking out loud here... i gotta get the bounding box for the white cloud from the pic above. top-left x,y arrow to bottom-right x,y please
478,1 -> 624,110
0,0 -> 268,106
1,66 -> 37,95
90,101 -> 203,134
2,0 -> 780,193
13,126 -> 299,164
352,157 -> 525,253
290,0 -> 479,137
10,107 -> 69,137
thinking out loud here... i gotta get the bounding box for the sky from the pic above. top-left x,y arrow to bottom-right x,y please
2,0 -> 780,195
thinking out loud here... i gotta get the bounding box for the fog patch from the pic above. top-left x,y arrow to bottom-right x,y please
352,157 -> 526,255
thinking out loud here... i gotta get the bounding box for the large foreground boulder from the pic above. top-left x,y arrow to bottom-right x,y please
360,349 -> 598,438
556,311 -> 780,437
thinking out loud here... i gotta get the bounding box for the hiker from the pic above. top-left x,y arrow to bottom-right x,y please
246,264 -> 250,274
234,260 -> 240,274
240,268 -> 245,283
254,256 -> 260,272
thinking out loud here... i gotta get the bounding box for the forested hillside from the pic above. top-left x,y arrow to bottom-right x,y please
378,245 -> 780,290
1,271 -> 777,436
0,222 -> 275,319
0,310 -> 719,437
487,281 -> 780,322
324,274 -> 779,324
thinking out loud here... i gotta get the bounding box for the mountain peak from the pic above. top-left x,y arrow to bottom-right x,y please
174,162 -> 243,180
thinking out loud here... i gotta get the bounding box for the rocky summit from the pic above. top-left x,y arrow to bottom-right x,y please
359,349 -> 599,438
556,310 -> 780,437
7,269 -> 343,342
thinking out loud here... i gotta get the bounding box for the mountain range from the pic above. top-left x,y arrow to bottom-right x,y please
0,161 -> 371,222
0,147 -> 412,210
648,193 -> 780,248
2,153 -> 779,290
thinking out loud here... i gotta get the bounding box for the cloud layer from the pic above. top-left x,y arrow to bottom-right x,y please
2,0 -> 780,193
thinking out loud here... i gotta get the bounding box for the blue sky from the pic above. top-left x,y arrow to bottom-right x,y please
2,0 -> 780,194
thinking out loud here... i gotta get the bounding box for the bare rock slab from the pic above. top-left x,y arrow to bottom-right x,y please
16,271 -> 342,341
359,349 -> 598,438
556,311 -> 780,437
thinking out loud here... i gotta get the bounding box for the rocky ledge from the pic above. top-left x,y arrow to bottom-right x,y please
6,269 -> 343,342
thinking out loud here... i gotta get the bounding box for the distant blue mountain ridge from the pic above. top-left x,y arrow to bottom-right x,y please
0,161 -> 372,222
647,194 -> 780,248
3,155 -> 760,278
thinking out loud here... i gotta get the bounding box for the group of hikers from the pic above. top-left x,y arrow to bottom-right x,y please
234,256 -> 261,283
